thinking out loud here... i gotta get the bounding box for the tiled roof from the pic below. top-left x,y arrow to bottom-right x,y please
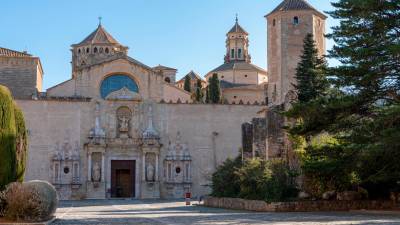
153,65 -> 177,71
77,25 -> 120,45
266,0 -> 327,18
220,80 -> 264,90
228,21 -> 248,34
178,70 -> 203,82
0,47 -> 31,57
209,61 -> 266,74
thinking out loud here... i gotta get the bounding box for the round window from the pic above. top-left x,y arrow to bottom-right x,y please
64,167 -> 70,174
100,75 -> 139,99
175,167 -> 181,174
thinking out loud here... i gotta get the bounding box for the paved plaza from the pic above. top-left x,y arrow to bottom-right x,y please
53,200 -> 400,225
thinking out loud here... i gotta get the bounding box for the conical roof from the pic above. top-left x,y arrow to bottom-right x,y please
266,0 -> 327,18
76,25 -> 120,45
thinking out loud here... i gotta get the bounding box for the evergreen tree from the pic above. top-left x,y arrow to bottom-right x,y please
184,75 -> 191,93
195,79 -> 203,103
294,33 -> 328,103
208,73 -> 221,104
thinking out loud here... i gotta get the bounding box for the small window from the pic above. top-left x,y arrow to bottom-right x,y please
86,48 -> 90,53
231,49 -> 235,58
176,167 -> 181,174
165,77 -> 171,83
238,49 -> 242,58
94,47 -> 98,53
64,167 -> 70,174
245,74 -> 248,78
273,19 -> 276,26
99,47 -> 103,53
105,48 -> 109,54
293,16 -> 299,25
234,96 -> 237,99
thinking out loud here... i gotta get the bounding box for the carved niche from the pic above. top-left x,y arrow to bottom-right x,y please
116,106 -> 132,138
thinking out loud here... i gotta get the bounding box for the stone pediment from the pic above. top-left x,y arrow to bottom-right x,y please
105,87 -> 142,101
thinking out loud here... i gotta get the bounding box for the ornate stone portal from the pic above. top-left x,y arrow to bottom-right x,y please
164,132 -> 192,198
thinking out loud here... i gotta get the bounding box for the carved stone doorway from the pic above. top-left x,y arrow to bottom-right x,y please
111,160 -> 135,198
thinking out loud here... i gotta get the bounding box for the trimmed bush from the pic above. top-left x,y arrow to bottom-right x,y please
2,181 -> 58,222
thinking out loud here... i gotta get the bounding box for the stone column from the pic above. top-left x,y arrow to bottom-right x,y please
88,153 -> 92,181
101,153 -> 105,181
142,154 -> 146,181
155,153 -> 159,181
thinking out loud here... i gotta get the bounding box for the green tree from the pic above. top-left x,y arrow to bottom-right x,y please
0,85 -> 28,190
184,75 -> 191,93
211,156 -> 242,198
208,73 -> 221,104
294,33 -> 328,103
195,79 -> 203,103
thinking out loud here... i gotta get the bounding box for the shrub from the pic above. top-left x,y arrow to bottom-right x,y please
236,159 -> 299,202
211,156 -> 242,198
2,181 -> 58,222
14,106 -> 27,182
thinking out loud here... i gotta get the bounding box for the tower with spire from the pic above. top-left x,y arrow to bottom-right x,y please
265,0 -> 327,105
224,15 -> 251,63
70,22 -> 128,75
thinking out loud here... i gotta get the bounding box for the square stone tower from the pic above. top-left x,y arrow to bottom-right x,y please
266,0 -> 327,105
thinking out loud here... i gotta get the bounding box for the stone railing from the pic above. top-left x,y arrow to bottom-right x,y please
203,197 -> 396,212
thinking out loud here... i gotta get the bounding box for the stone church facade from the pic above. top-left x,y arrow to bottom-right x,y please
0,0 -> 326,200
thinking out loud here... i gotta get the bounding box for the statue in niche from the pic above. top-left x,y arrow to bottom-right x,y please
92,162 -> 101,182
118,116 -> 130,133
146,163 -> 155,182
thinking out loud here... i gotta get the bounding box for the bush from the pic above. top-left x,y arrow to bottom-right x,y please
14,106 -> 27,182
211,156 -> 298,202
211,156 -> 242,198
2,181 -> 58,222
236,159 -> 298,202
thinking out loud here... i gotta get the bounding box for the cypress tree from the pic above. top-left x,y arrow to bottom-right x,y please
208,73 -> 221,104
195,79 -> 203,103
14,105 -> 27,182
0,86 -> 17,190
184,75 -> 191,93
294,33 -> 328,103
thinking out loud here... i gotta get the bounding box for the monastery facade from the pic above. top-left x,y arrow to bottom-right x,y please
0,0 -> 326,200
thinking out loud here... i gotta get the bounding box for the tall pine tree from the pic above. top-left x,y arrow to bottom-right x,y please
184,75 -> 191,93
294,33 -> 328,103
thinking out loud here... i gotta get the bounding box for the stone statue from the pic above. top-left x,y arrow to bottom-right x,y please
146,163 -> 155,182
92,162 -> 101,182
118,116 -> 130,132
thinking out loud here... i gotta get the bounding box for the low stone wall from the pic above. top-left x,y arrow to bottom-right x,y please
203,197 -> 396,212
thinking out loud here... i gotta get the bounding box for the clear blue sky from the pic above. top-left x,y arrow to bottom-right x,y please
0,0 -> 338,90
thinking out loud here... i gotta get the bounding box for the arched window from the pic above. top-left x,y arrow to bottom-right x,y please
94,47 -> 98,53
273,19 -> 276,26
238,49 -> 242,58
164,77 -> 171,83
86,48 -> 90,53
78,49 -> 81,54
100,75 -> 139,99
231,49 -> 235,59
105,48 -> 109,54
99,47 -> 103,53
293,16 -> 299,25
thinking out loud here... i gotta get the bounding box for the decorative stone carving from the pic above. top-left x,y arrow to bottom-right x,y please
92,162 -> 101,182
105,87 -> 142,101
146,163 -> 155,182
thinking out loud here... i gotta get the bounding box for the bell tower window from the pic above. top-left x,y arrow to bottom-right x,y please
293,17 -> 299,25
238,49 -> 242,59
231,49 -> 235,59
94,47 -> 98,53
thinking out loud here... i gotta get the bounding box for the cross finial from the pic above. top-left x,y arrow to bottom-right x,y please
98,16 -> 102,26
235,13 -> 238,23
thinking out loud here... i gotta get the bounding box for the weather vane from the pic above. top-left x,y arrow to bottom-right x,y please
98,16 -> 102,26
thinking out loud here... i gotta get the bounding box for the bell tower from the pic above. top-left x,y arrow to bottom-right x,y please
224,16 -> 251,63
70,20 -> 128,76
265,0 -> 327,105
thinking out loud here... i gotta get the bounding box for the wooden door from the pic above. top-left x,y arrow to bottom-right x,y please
111,160 -> 135,198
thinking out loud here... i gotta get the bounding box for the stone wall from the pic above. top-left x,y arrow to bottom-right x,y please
0,57 -> 42,99
204,197 -> 396,212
